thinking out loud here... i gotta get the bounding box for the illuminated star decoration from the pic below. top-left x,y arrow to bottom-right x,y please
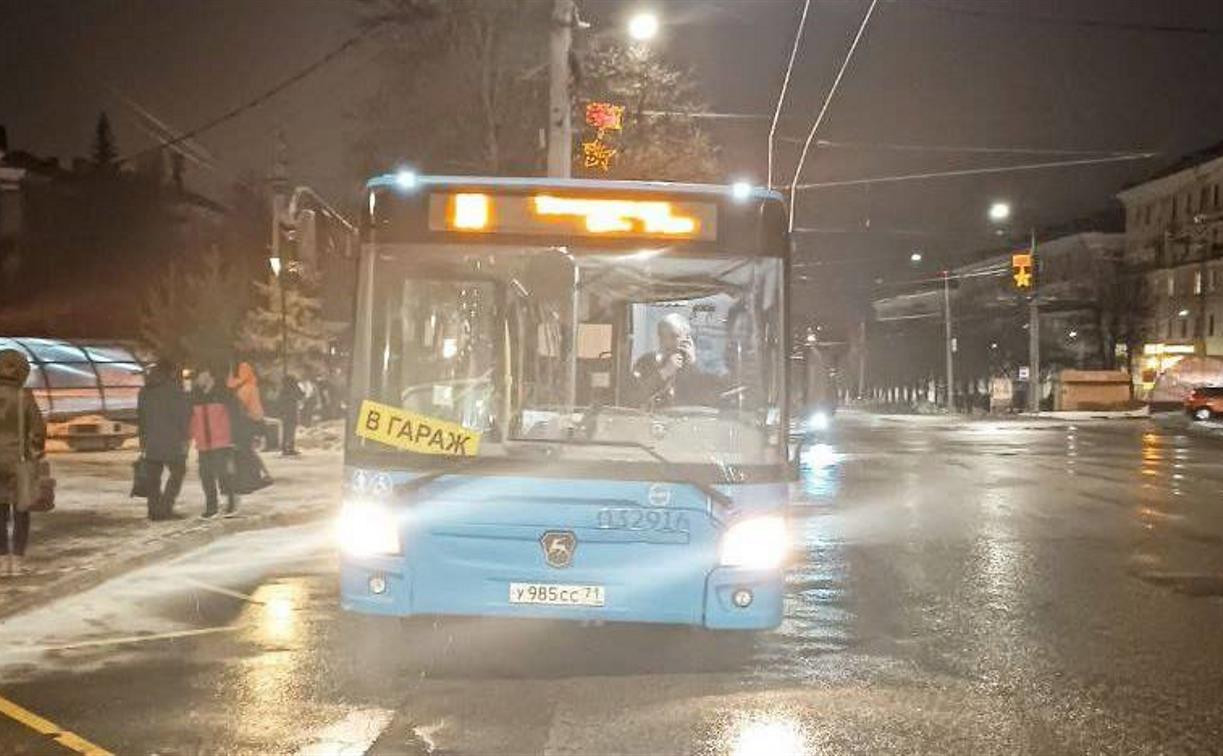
581,102 -> 625,172
583,140 -> 618,171
585,102 -> 624,132
1011,251 -> 1033,289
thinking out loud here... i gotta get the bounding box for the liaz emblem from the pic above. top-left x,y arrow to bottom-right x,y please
540,531 -> 577,569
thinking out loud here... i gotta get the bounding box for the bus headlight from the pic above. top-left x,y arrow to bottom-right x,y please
337,500 -> 401,557
720,516 -> 788,570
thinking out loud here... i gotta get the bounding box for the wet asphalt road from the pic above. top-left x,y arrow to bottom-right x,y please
2,413 -> 1223,755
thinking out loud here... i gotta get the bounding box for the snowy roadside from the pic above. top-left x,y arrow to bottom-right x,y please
0,442 -> 342,622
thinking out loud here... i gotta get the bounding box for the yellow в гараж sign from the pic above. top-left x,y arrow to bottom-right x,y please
355,400 -> 482,457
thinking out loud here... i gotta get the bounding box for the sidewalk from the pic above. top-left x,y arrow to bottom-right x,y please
0,431 -> 343,622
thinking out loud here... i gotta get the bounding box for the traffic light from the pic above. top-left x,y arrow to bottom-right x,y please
1012,252 -> 1033,290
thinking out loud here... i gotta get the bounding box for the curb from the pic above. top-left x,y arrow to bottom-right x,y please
0,505 -> 329,623
1016,410 -> 1151,421
1152,414 -> 1223,441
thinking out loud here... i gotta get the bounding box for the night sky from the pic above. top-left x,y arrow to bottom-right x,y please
4,0 -> 1223,329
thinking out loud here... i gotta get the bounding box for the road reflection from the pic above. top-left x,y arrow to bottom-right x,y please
725,711 -> 809,756
233,579 -> 312,742
798,441 -> 843,502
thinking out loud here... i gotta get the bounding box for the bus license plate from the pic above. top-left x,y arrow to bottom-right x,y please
509,583 -> 605,607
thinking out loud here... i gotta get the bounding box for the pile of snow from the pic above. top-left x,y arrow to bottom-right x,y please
296,419 -> 345,451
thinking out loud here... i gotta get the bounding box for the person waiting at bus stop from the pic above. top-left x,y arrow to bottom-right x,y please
279,374 -> 304,457
137,362 -> 190,520
227,360 -> 265,449
632,313 -> 720,409
190,366 -> 239,519
0,349 -> 46,576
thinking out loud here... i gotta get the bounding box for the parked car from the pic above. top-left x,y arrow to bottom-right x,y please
1185,386 -> 1223,421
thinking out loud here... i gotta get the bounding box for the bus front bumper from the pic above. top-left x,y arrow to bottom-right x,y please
339,558 -> 783,631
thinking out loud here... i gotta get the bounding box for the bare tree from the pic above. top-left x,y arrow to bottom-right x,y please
354,0 -> 550,176
353,1 -> 720,181
576,41 -> 720,182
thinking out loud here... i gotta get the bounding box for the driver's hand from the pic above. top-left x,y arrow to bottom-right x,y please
660,352 -> 684,378
678,338 -> 696,366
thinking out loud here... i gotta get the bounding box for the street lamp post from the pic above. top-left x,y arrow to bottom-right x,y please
547,4 -> 658,177
943,270 -> 955,412
1026,228 -> 1040,413
547,0 -> 576,178
269,256 -> 288,383
990,201 -> 1041,413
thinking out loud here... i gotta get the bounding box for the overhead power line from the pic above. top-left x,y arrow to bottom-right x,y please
795,224 -> 1015,238
787,0 -> 881,230
641,110 -> 773,121
767,0 -> 812,189
795,152 -> 1157,190
799,138 -> 1158,157
118,23 -> 386,165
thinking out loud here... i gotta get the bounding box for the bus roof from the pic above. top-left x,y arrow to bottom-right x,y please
365,173 -> 785,203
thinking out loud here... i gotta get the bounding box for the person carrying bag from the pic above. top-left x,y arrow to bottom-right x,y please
1,349 -> 49,577
134,362 -> 190,520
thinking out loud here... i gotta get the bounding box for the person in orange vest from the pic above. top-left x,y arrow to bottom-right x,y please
227,361 -> 265,450
190,366 -> 239,519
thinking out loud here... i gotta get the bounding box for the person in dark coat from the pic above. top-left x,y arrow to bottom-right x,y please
137,362 -> 191,520
280,374 -> 304,457
0,349 -> 46,576
189,367 -> 239,518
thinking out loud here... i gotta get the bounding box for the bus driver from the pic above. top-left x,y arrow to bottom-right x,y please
632,313 -> 720,409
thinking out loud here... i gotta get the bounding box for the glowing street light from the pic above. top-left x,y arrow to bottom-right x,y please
628,11 -> 660,41
988,201 -> 1012,223
909,251 -> 923,264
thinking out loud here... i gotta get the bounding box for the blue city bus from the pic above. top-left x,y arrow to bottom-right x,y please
337,174 -> 793,630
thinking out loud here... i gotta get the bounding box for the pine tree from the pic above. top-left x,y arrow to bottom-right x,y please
237,272 -> 331,386
92,112 -> 118,169
140,248 -> 248,368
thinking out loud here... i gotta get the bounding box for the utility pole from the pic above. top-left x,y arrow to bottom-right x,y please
857,320 -> 867,399
547,0 -> 574,178
1028,228 -> 1041,413
269,130 -> 290,382
943,271 -> 955,412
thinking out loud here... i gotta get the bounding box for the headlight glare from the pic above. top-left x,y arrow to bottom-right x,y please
720,515 -> 788,569
337,500 -> 401,557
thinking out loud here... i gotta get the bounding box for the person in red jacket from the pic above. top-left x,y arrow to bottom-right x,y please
189,366 -> 239,519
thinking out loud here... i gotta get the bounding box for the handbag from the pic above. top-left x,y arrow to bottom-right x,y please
130,456 -> 153,498
234,446 -> 273,495
28,460 -> 55,513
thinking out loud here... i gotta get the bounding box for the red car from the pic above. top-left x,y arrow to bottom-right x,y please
1185,386 -> 1223,421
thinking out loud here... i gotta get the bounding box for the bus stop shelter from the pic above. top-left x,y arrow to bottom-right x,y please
0,337 -> 150,422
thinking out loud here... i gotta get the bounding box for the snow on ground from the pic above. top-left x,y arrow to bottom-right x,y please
0,444 -> 342,619
0,522 -> 333,677
296,418 -> 346,451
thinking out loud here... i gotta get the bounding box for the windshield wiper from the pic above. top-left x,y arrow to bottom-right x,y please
515,436 -> 734,509
395,457 -> 486,497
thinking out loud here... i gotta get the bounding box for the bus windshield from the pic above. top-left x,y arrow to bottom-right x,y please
355,243 -> 785,477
